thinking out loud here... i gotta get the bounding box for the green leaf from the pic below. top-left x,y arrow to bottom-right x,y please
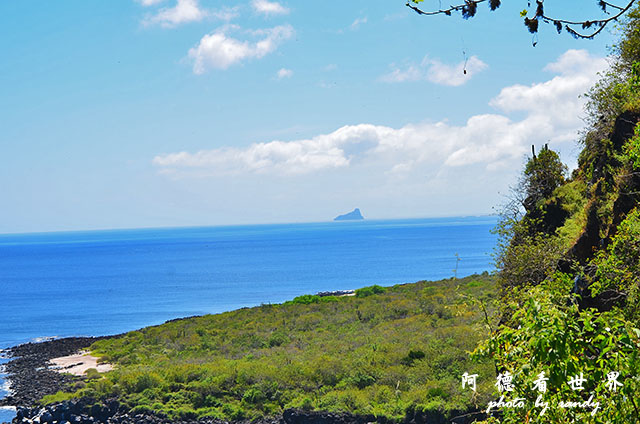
520,9 -> 528,17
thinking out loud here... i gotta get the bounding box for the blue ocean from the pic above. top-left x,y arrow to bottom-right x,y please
0,216 -> 497,422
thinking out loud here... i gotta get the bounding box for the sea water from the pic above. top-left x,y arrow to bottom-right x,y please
0,216 -> 497,421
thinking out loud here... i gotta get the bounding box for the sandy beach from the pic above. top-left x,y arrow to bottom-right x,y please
49,352 -> 112,376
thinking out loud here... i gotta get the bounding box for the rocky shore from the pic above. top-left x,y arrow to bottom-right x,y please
11,400 -> 398,424
0,337 -> 111,408
0,337 -> 484,424
10,401 -> 484,424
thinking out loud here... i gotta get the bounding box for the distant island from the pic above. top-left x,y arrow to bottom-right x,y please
334,208 -> 364,221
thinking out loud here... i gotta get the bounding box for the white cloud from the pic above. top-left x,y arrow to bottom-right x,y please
189,25 -> 295,73
153,129 -> 356,175
379,64 -> 423,83
153,116 -> 531,177
276,68 -> 293,79
155,49 -> 604,183
137,0 -> 165,6
381,55 -> 488,86
427,56 -> 488,86
210,6 -> 240,21
350,17 -> 367,30
544,48 -> 608,76
144,0 -> 207,28
252,0 -> 290,16
490,50 -> 608,130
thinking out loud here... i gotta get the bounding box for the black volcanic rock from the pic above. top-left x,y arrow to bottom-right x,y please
333,208 -> 364,221
0,336 -> 114,408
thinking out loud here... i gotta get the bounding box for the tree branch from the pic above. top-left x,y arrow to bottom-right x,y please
542,0 -> 637,39
406,0 -> 490,18
405,0 -> 638,40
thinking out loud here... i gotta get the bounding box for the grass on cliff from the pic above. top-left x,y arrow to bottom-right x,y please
43,273 -> 497,422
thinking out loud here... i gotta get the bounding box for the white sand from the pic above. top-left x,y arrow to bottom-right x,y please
49,351 -> 113,376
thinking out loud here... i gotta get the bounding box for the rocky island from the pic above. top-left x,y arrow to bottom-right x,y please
333,208 -> 364,221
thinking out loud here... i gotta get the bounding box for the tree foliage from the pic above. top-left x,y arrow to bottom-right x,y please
521,146 -> 568,213
474,281 -> 640,423
493,145 -> 568,292
476,5 -> 640,423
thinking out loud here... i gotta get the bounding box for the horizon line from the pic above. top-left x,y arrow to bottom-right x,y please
0,213 -> 498,237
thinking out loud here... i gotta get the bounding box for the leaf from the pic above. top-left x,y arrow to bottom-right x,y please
554,20 -> 562,34
462,1 -> 478,19
524,17 -> 539,33
599,0 -> 607,11
520,9 -> 528,17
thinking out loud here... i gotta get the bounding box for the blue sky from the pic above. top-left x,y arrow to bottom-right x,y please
0,1 -> 619,233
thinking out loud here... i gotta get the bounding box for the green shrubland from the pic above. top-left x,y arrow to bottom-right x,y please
47,274 -> 497,421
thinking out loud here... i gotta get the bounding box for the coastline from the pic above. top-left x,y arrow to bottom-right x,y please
0,336 -> 413,424
0,305 -> 490,424
0,337 -> 111,410
0,304 -> 488,424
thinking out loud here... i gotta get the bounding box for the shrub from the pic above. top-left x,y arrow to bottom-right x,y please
355,285 -> 386,298
131,405 -> 154,415
348,371 -> 376,389
242,387 -> 266,404
401,349 -> 426,366
474,285 -> 640,424
85,368 -> 102,380
624,123 -> 640,170
285,294 -> 320,305
40,391 -> 78,405
267,331 -> 289,347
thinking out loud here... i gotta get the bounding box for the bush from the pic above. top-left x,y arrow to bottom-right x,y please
348,371 -> 376,389
40,391 -> 78,405
242,387 -> 266,404
474,285 -> 640,424
401,349 -> 426,366
285,294 -> 320,305
624,123 -> 640,170
355,285 -> 386,298
85,368 -> 102,380
267,331 -> 289,347
131,405 -> 154,415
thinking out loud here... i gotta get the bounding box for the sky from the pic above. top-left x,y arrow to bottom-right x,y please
0,0 -> 622,233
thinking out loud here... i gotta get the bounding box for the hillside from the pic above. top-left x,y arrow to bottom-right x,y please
472,7 -> 640,423
41,274 -> 497,422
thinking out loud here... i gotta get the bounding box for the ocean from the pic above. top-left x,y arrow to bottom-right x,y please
0,216 -> 498,422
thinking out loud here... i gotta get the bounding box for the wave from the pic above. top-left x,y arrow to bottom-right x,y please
30,336 -> 59,343
0,376 -> 11,397
0,364 -> 12,400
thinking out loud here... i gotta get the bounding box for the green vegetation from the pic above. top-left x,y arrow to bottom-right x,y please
47,274 -> 497,422
282,294 -> 339,305
473,6 -> 640,423
354,285 -> 386,298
